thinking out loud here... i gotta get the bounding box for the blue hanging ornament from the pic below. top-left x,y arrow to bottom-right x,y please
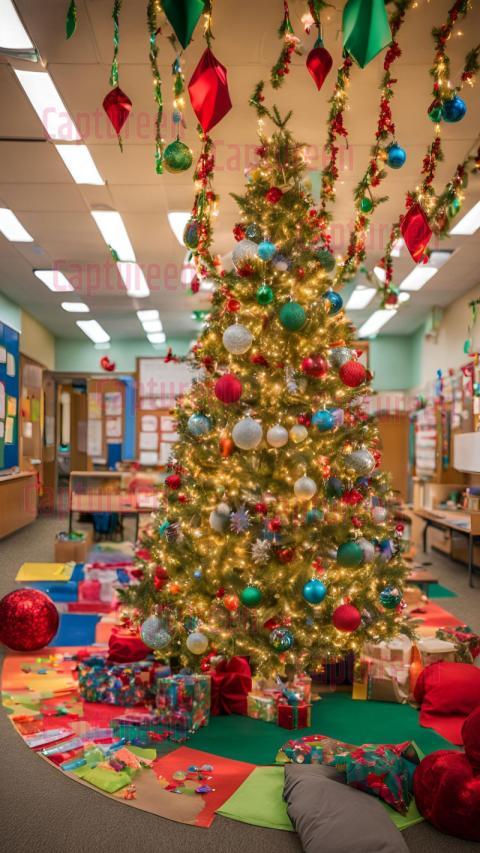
193,568 -> 203,580
187,413 -> 212,436
379,585 -> 402,609
442,95 -> 466,123
302,578 -> 327,604
245,222 -> 262,242
312,409 -> 335,431
269,627 -> 294,651
324,290 -> 343,315
257,240 -> 276,261
387,143 -> 407,169
306,508 -> 323,524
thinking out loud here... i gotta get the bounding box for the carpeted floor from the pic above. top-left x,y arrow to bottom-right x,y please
1,514 -> 479,853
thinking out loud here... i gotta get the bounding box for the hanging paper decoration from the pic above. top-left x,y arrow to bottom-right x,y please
306,37 -> 333,90
271,1 -> 300,88
188,48 -> 232,133
103,87 -> 132,151
100,356 -> 116,372
342,0 -> 392,69
147,0 -> 164,174
109,0 -> 123,88
162,0 -> 204,50
401,202 -> 432,263
66,0 -> 77,39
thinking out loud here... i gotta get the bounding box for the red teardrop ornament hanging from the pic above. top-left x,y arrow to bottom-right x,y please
103,86 -> 132,151
400,202 -> 432,263
306,38 -> 333,91
188,48 -> 232,133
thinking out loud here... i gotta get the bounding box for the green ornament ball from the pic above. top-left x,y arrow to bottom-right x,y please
360,197 -> 373,214
428,105 -> 443,123
316,248 -> 336,272
337,540 -> 364,568
256,283 -> 274,305
164,139 -> 193,174
279,301 -> 306,332
240,585 -> 263,608
183,218 -> 200,249
449,196 -> 461,217
306,508 -> 323,524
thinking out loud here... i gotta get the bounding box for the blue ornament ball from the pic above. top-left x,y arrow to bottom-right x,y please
193,568 -> 203,580
270,627 -> 294,651
387,143 -> 406,169
326,477 -> 344,498
324,290 -> 343,315
172,109 -> 182,124
257,240 -> 276,261
379,585 -> 402,609
187,413 -> 211,437
245,223 -> 262,242
302,578 -> 327,605
312,409 -> 335,431
442,95 -> 466,123
306,508 -> 323,524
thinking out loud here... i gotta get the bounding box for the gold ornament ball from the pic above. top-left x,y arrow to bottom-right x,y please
290,424 -> 308,444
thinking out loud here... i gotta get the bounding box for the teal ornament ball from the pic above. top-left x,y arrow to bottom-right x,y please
270,626 -> 294,651
312,409 -> 335,431
302,578 -> 327,604
428,103 -> 443,123
316,247 -> 336,272
360,197 -> 374,214
187,413 -> 211,436
240,585 -> 263,608
306,508 -> 323,524
326,477 -> 344,498
245,223 -> 262,242
140,615 -> 171,650
257,241 -> 276,261
442,95 -> 466,123
337,540 -> 364,568
164,139 -> 193,174
387,143 -> 406,169
279,302 -> 307,331
379,585 -> 402,609
183,218 -> 200,249
324,290 -> 343,315
256,283 -> 274,305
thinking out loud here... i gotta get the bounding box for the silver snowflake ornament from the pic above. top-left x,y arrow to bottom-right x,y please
230,505 -> 250,534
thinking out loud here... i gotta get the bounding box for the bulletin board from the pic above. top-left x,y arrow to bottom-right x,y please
0,322 -> 20,470
135,358 -> 196,466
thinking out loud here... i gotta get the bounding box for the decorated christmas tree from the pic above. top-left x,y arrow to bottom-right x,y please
121,106 -> 410,677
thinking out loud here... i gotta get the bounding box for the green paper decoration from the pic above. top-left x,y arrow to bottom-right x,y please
109,0 -> 123,87
66,0 -> 77,39
147,0 -> 164,174
342,0 -> 392,69
162,0 -> 205,50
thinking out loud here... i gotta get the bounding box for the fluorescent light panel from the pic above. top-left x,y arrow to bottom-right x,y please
14,69 -> 80,140
0,0 -> 34,49
34,269 -> 74,292
391,238 -> 404,257
449,201 -> 480,236
91,211 -> 135,261
55,145 -> 104,185
116,261 -> 149,298
168,212 -> 190,244
76,319 -> 110,343
373,265 -> 387,283
346,286 -> 376,310
137,309 -> 159,321
147,332 -> 166,344
142,320 -> 163,333
399,267 -> 437,291
358,309 -> 396,337
0,207 -> 33,241
61,302 -> 89,312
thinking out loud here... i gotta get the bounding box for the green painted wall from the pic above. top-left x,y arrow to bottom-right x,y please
0,293 -> 22,332
55,337 -> 192,373
369,335 -> 418,391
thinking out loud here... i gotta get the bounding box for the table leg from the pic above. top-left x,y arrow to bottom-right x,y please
469,535 -> 474,588
69,510 -> 73,535
422,521 -> 429,554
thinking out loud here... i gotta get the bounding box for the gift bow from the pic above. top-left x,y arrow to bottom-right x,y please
210,656 -> 252,716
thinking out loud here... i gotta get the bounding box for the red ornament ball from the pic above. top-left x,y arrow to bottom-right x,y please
263,617 -> 281,631
251,353 -> 269,366
226,298 -> 241,313
332,603 -> 361,633
277,547 -> 295,564
265,186 -> 283,204
165,474 -> 182,490
298,413 -> 311,427
254,502 -> 268,515
224,594 -> 240,612
233,223 -> 245,241
341,489 -> 363,506
301,354 -> 328,378
339,360 -> 367,388
0,589 -> 58,651
268,517 -> 282,532
214,373 -> 243,404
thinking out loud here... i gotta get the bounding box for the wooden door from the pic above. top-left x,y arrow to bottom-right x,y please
377,414 -> 410,501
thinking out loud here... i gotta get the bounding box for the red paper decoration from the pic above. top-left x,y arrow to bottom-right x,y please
100,355 -> 116,372
401,202 -> 432,263
103,86 -> 132,147
332,603 -> 361,633
306,41 -> 333,90
214,374 -> 242,404
301,353 -> 328,378
339,360 -> 367,388
0,589 -> 58,651
188,48 -> 232,133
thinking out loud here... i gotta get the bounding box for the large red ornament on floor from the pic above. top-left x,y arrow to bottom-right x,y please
414,706 -> 480,842
188,48 -> 232,133
0,588 -> 58,651
401,202 -> 432,263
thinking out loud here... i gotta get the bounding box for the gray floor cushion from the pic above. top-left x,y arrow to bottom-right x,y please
284,764 -> 409,853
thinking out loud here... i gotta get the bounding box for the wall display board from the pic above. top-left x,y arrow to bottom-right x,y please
0,322 -> 19,470
136,358 -> 194,466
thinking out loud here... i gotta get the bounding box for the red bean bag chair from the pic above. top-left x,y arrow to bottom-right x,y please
413,706 -> 480,841
414,661 -> 480,744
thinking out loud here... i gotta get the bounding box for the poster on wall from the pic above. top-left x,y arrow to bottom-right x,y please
87,419 -> 103,458
106,417 -> 122,440
141,415 -> 157,432
105,391 -> 122,416
88,392 -> 102,420
139,432 -> 158,451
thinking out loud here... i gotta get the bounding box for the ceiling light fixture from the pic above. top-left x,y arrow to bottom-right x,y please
391,238 -> 404,257
142,319 -> 163,333
373,265 -> 387,283
61,302 -> 89,312
34,269 -> 74,292
358,309 -> 397,338
14,69 -> 81,140
399,266 -> 437,291
346,286 -> 376,310
76,319 -> 110,343
91,211 -> 135,261
168,212 -> 190,245
0,0 -> 34,50
137,309 -> 159,322
55,145 -> 104,185
116,261 -> 150,297
0,207 -> 33,241
398,292 -> 410,304
449,201 -> 480,236
147,332 -> 166,344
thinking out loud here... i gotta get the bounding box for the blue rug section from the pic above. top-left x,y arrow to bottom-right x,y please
22,580 -> 79,602
52,613 -> 101,646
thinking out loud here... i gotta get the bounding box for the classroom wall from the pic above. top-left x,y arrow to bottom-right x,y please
20,310 -> 55,370
0,293 -> 21,332
55,337 -> 192,373
369,336 -> 417,391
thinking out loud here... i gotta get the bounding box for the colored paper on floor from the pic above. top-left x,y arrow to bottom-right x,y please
23,674 -> 77,695
152,746 -> 255,827
15,562 -> 74,582
218,765 -> 293,830
427,583 -> 457,598
52,614 -> 101,646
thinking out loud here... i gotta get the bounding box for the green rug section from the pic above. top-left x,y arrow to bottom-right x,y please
428,583 -> 457,599
193,692 -> 452,765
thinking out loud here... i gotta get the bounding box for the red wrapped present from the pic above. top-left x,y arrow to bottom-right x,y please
210,656 -> 252,716
277,701 -> 311,730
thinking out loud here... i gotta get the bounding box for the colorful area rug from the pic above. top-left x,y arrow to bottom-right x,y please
427,584 -> 457,599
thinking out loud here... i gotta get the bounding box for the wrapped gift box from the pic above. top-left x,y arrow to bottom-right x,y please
436,626 -> 480,664
417,637 -> 457,666
247,692 -> 277,722
353,636 -> 413,703
77,655 -> 160,705
155,674 -> 210,740
277,701 -> 311,730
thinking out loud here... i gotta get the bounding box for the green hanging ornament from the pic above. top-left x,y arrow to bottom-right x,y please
279,302 -> 307,332
240,585 -> 263,608
183,218 -> 200,249
164,139 -> 193,174
147,0 -> 164,174
342,0 -> 392,69
256,283 -> 274,305
360,196 -> 374,213
162,0 -> 205,50
66,0 -> 77,39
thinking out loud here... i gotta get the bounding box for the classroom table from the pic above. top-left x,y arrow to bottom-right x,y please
415,507 -> 480,588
